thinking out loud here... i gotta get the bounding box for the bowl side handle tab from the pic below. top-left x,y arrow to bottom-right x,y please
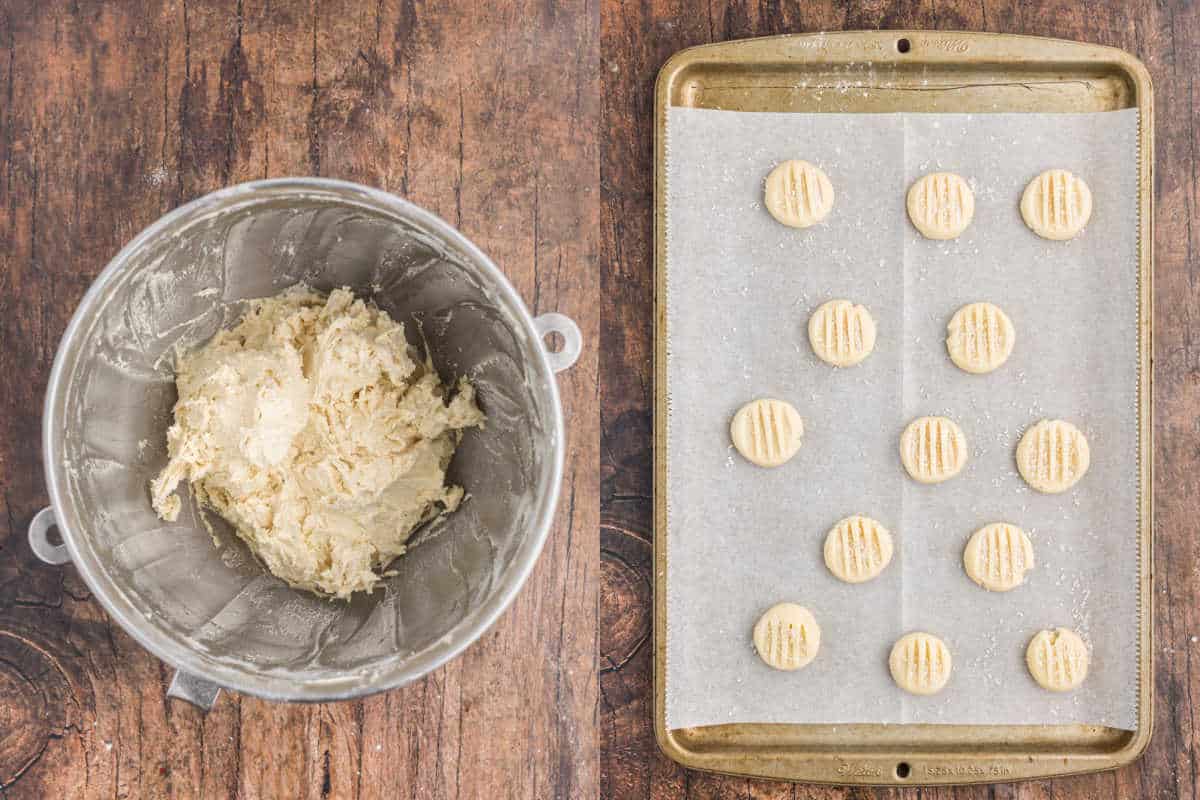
28,506 -> 71,565
533,313 -> 582,373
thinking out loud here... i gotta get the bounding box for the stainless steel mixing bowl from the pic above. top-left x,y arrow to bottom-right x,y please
27,178 -> 581,708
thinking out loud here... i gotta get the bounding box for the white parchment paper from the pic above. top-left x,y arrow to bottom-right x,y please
664,107 -> 1140,730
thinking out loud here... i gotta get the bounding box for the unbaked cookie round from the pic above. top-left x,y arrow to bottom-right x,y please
907,172 -> 975,239
946,302 -> 1015,374
764,160 -> 834,228
824,515 -> 894,584
963,523 -> 1035,592
730,399 -> 804,468
808,299 -> 877,367
1021,169 -> 1092,240
889,632 -> 953,695
753,603 -> 821,671
1026,628 -> 1089,691
899,416 -> 968,484
1016,419 -> 1090,494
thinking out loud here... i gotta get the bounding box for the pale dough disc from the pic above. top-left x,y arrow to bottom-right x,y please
753,603 -> 820,671
730,399 -> 804,468
808,299 -> 877,367
899,416 -> 968,484
823,515 -> 894,584
1026,628 -> 1089,691
963,523 -> 1035,592
764,160 -> 834,228
1021,169 -> 1093,240
1016,419 -> 1090,494
946,302 -> 1015,374
889,632 -> 953,695
906,172 -> 975,239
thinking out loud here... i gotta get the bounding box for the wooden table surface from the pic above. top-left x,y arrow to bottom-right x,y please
0,1 -> 598,798
1,0 -> 1196,798
599,2 -> 1198,800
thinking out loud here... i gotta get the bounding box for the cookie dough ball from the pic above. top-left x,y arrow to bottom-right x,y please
900,416 -> 968,484
753,603 -> 821,671
1016,419 -> 1090,494
808,299 -> 877,367
963,523 -> 1035,592
889,632 -> 953,695
907,172 -> 975,239
1021,169 -> 1092,240
1026,628 -> 1089,691
824,515 -> 894,584
764,160 -> 834,228
730,399 -> 804,467
946,302 -> 1015,374
148,288 -> 485,598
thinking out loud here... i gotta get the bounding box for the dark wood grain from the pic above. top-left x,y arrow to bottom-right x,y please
599,2 -> 1196,799
0,1 -> 599,798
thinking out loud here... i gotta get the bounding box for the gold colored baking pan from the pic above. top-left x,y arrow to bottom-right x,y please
652,31 -> 1153,786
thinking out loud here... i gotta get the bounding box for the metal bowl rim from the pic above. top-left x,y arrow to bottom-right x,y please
42,177 -> 566,701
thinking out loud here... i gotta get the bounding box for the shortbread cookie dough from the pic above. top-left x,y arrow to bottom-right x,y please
808,299 -> 876,367
907,172 -> 975,239
764,160 -> 834,228
1016,419 -> 1090,494
1021,169 -> 1093,240
963,523 -> 1035,592
730,399 -> 804,467
753,602 -> 820,671
1026,628 -> 1089,691
823,515 -> 893,584
946,302 -> 1015,374
889,632 -> 953,695
900,416 -> 968,484
150,287 -> 485,599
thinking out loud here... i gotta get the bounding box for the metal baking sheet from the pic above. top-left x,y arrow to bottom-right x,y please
653,31 -> 1154,786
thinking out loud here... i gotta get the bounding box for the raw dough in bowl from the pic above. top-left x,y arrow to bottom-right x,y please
150,286 -> 484,598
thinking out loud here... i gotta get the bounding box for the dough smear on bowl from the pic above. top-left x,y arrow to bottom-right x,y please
150,286 -> 485,599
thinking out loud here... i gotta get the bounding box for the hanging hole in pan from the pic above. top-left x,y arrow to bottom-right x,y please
897,38 -> 911,53
895,762 -> 912,779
